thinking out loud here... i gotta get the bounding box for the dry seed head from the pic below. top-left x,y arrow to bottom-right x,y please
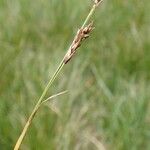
93,0 -> 103,6
64,22 -> 94,64
82,22 -> 94,36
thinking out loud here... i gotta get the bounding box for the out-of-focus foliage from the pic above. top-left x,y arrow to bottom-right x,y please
0,0 -> 150,149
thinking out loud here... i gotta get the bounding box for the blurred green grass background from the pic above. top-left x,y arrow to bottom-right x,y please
0,0 -> 150,149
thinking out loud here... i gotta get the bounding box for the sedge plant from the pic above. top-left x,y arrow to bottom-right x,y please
14,0 -> 103,149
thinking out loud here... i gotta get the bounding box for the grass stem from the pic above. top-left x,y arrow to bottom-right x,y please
14,1 -> 102,149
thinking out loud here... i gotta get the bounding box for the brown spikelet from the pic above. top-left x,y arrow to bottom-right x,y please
94,0 -> 103,6
64,22 -> 94,64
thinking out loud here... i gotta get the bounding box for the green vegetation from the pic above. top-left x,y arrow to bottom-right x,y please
0,0 -> 150,149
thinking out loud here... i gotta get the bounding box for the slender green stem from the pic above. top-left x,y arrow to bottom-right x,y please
14,2 -> 99,150
82,4 -> 96,28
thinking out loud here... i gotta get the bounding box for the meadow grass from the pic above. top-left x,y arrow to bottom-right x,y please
0,0 -> 150,149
